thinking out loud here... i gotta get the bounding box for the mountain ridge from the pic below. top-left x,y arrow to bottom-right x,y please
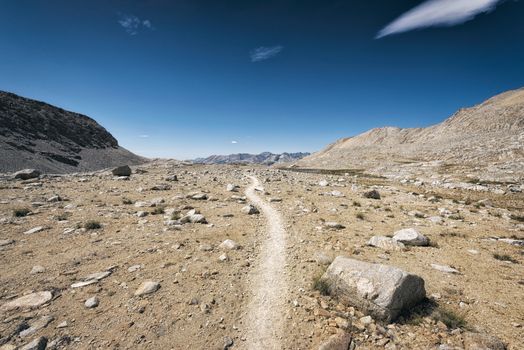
295,88 -> 524,180
193,151 -> 310,165
0,91 -> 146,173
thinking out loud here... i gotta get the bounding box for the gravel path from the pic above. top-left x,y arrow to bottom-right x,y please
243,175 -> 289,349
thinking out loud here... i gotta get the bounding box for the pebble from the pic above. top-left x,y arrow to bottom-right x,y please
85,296 -> 99,308
134,281 -> 160,296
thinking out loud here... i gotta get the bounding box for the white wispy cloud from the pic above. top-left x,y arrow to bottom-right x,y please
376,0 -> 503,39
250,46 -> 284,62
118,14 -> 154,35
231,140 -> 238,144
139,134 -> 150,138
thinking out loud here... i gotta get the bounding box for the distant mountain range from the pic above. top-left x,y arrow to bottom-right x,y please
0,91 -> 146,173
193,152 -> 310,165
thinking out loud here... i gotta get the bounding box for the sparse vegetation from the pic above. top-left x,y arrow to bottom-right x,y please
356,212 -> 365,220
54,213 -> 69,221
122,198 -> 133,205
84,220 -> 102,230
352,201 -> 361,207
151,206 -> 165,215
448,214 -> 464,220
312,274 -> 330,296
510,214 -> 524,222
399,299 -> 467,329
493,253 -> 518,264
171,211 -> 182,220
13,208 -> 31,217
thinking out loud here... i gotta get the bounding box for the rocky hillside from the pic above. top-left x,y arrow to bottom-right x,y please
295,88 -> 524,180
0,91 -> 146,173
193,151 -> 309,165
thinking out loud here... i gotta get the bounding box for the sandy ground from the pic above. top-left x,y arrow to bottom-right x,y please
0,163 -> 523,350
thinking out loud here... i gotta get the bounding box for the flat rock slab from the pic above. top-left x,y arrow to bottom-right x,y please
368,236 -> 405,251
23,226 -> 45,235
321,257 -> 426,322
1,291 -> 52,312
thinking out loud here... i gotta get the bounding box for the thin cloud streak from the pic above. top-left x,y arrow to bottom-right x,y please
377,0 -> 503,39
250,46 -> 284,62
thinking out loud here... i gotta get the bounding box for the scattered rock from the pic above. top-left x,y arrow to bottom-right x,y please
321,257 -> 426,322
23,226 -> 45,235
363,189 -> 381,199
135,281 -> 160,296
431,264 -> 460,274
30,265 -> 45,274
219,239 -> 239,250
0,291 -> 53,311
19,316 -> 54,338
112,165 -> 131,177
85,296 -> 99,308
241,204 -> 259,215
226,184 -> 239,192
324,222 -> 345,230
368,236 -> 405,251
0,239 -> 15,247
20,337 -> 47,350
14,169 -> 41,180
393,228 -> 429,246
318,332 -> 352,350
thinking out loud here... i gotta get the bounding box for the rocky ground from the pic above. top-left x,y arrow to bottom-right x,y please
0,162 -> 523,349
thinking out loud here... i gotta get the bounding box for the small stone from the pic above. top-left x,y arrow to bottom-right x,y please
218,253 -> 229,261
431,264 -> 460,274
226,184 -> 239,192
0,239 -> 15,247
85,296 -> 99,308
47,195 -> 62,202
30,265 -> 45,274
56,321 -> 68,328
318,332 -> 352,350
24,226 -> 45,235
363,189 -> 381,199
241,205 -> 259,215
134,281 -> 160,296
219,239 -> 239,250
324,222 -> 345,230
319,180 -> 329,187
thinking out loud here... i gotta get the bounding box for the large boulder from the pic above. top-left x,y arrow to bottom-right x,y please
321,257 -> 426,322
13,169 -> 41,180
112,165 -> 131,177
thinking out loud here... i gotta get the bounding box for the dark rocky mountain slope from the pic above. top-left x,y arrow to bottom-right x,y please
0,91 -> 146,173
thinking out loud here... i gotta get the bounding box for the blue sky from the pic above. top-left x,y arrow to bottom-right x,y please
1,0 -> 523,159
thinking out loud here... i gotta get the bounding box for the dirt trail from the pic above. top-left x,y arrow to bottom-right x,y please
243,175 -> 289,349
